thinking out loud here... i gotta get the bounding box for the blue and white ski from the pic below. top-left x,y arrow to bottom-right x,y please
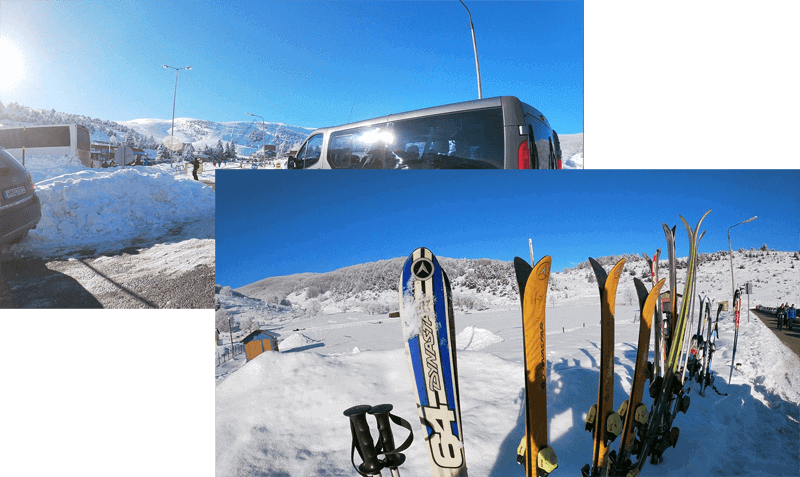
399,247 -> 467,477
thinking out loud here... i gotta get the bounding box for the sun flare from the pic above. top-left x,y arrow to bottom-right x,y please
0,38 -> 25,92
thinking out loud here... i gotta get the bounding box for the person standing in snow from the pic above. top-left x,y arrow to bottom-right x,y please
788,304 -> 796,330
191,157 -> 200,181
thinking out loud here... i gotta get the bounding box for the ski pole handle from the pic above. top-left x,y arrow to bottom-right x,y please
369,405 -> 401,467
344,405 -> 383,476
369,404 -> 414,471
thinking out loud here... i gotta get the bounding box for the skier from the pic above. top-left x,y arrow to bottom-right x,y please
787,304 -> 796,331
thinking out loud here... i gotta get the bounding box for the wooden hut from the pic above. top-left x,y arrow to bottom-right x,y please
241,329 -> 280,361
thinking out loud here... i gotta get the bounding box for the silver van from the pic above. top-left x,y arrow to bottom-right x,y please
288,96 -> 562,169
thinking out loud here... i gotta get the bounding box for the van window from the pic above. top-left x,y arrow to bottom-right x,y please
329,127 -> 393,169
328,108 -> 504,169
293,134 -> 323,169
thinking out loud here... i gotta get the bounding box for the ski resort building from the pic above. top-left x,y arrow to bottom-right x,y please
241,329 -> 280,361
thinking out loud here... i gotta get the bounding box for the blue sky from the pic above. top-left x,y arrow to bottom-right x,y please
216,169 -> 799,289
0,0 -> 583,133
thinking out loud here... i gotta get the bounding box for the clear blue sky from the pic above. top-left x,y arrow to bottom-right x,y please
0,0 -> 583,133
216,169 -> 799,289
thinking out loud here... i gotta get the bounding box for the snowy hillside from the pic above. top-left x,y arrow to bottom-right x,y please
230,250 -> 798,317
215,249 -> 799,476
559,132 -> 583,169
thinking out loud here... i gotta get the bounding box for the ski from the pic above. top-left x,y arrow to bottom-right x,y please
514,256 -> 558,477
698,300 -> 714,395
643,250 -> 665,379
582,258 -> 625,477
661,224 -> 677,355
728,288 -> 742,383
399,247 -> 467,477
611,277 -> 666,476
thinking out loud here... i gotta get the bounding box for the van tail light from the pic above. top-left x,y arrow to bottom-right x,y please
518,141 -> 530,169
557,158 -> 562,169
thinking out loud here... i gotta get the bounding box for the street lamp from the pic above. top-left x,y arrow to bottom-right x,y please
728,215 -> 757,299
246,112 -> 265,162
458,0 -> 482,99
163,64 -> 191,167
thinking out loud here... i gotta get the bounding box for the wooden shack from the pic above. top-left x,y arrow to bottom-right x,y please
241,329 -> 280,361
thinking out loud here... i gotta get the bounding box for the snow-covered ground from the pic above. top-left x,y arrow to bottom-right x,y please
215,251 -> 799,476
1,152 -> 215,307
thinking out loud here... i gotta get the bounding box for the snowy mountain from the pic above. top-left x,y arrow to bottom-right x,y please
118,117 -> 313,157
215,248 -> 800,477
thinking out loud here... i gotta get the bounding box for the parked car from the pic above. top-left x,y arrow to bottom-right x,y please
0,147 -> 42,244
289,96 -> 562,169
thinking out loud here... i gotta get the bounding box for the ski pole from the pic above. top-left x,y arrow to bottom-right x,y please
368,404 -> 413,477
344,405 -> 383,477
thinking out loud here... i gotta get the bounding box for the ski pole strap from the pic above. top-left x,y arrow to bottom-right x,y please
384,411 -> 414,455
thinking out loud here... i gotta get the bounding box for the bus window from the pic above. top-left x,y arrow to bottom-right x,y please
77,127 -> 91,151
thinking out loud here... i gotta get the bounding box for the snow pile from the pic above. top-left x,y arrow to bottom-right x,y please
279,333 -> 318,351
9,163 -> 214,259
457,325 -> 505,351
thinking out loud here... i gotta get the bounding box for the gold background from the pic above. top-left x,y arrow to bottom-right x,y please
0,0 -> 800,477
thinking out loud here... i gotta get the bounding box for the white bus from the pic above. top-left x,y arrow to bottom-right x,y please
0,124 -> 92,167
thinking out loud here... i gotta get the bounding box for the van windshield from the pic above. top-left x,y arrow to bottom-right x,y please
328,107 -> 503,169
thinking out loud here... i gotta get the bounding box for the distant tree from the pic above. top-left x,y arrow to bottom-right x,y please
156,144 -> 170,161
125,133 -> 135,148
214,139 -> 224,158
182,143 -> 195,161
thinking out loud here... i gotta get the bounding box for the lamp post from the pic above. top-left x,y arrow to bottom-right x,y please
728,215 -> 757,299
458,0 -> 482,99
246,112 -> 265,162
163,64 -> 191,168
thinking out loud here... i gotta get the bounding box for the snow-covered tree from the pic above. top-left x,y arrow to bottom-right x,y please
182,143 -> 196,162
156,144 -> 170,161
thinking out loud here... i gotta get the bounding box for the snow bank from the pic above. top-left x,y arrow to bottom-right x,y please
457,325 -> 504,350
278,333 -> 318,351
11,164 -> 214,258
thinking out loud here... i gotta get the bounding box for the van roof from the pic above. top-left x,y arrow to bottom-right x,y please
311,96 -> 548,135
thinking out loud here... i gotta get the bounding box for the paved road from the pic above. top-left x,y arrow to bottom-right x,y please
1,240 -> 214,309
751,309 -> 800,359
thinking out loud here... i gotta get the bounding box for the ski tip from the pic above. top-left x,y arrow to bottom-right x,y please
588,257 -> 607,288
634,278 -> 649,306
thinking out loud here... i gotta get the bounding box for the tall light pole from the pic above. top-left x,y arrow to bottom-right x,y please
246,112 -> 265,161
163,65 -> 191,165
458,0 -> 482,99
728,215 -> 757,299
